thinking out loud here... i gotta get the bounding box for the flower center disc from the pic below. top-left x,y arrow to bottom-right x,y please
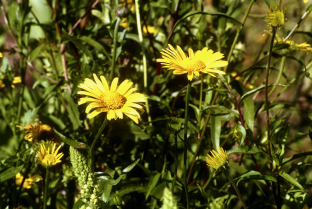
100,91 -> 127,110
181,58 -> 206,71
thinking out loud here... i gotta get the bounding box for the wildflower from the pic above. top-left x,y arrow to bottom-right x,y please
205,147 -> 229,170
274,33 -> 312,53
157,45 -> 228,81
16,121 -> 55,142
0,75 -> 21,89
77,74 -> 146,124
37,141 -> 64,167
266,6 -> 286,28
304,0 -> 308,3
15,173 -> 42,189
143,25 -> 157,34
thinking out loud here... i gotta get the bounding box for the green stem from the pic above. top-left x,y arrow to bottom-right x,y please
198,74 -> 203,126
268,55 -> 285,97
135,0 -> 152,124
43,168 -> 50,209
172,134 -> 178,191
183,81 -> 191,209
109,17 -> 121,82
224,167 -> 247,209
90,118 -> 108,170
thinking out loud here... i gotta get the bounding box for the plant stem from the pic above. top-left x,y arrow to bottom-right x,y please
135,0 -> 152,124
265,27 -> 280,208
198,74 -> 203,126
172,134 -> 178,191
90,118 -> 108,171
183,81 -> 191,209
43,168 -> 50,209
224,167 -> 247,209
109,17 -> 121,82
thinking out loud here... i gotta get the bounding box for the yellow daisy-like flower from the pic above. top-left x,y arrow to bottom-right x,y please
156,45 -> 228,81
274,33 -> 312,53
205,147 -> 229,170
16,121 -> 55,142
266,6 -> 286,28
15,173 -> 42,189
78,74 -> 146,124
37,141 -> 64,167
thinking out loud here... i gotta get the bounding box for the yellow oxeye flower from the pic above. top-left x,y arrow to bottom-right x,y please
15,173 -> 42,189
205,147 -> 229,170
37,141 -> 64,167
266,6 -> 286,28
16,121 -> 54,142
77,74 -> 146,124
157,45 -> 228,81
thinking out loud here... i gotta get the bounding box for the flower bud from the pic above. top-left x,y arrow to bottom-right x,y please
115,6 -> 130,18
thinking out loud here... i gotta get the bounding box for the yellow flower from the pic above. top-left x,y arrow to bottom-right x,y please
119,18 -> 128,28
275,34 -> 312,53
0,75 -> 21,89
304,0 -> 308,3
205,147 -> 229,170
16,121 -> 55,142
143,26 -> 157,34
78,74 -> 146,124
157,45 -> 228,81
15,173 -> 42,189
37,141 -> 64,167
266,6 -> 286,28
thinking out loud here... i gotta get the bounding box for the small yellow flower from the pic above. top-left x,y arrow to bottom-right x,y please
119,18 -> 128,28
266,6 -> 286,28
16,121 -> 55,142
37,141 -> 64,167
206,147 -> 229,170
274,33 -> 312,53
304,0 -> 308,3
78,74 -> 146,124
15,173 -> 42,189
157,45 -> 228,81
143,26 -> 157,34
0,75 -> 21,89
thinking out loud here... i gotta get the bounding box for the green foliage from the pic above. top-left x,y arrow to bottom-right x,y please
1,0 -> 312,208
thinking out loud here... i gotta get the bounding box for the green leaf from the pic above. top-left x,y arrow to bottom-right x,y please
306,3 -> 312,12
236,171 -> 277,184
227,146 -> 271,160
123,158 -> 140,172
54,129 -> 89,149
80,36 -> 111,61
282,151 -> 312,165
63,91 -> 81,130
279,171 -> 305,191
29,43 -> 46,62
150,182 -> 166,200
148,95 -> 172,114
145,172 -> 161,199
0,165 -> 23,182
210,113 -> 221,149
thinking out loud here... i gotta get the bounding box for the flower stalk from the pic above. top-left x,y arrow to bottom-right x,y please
224,167 -> 247,209
109,17 -> 121,82
183,80 -> 191,209
43,168 -> 50,209
90,118 -> 107,170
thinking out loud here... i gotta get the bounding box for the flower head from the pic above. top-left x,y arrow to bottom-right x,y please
16,121 -> 55,142
37,141 -> 64,167
78,74 -> 146,124
273,33 -> 312,53
206,147 -> 229,170
266,6 -> 286,28
15,173 -> 42,189
157,45 -> 228,81
143,26 -> 157,34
